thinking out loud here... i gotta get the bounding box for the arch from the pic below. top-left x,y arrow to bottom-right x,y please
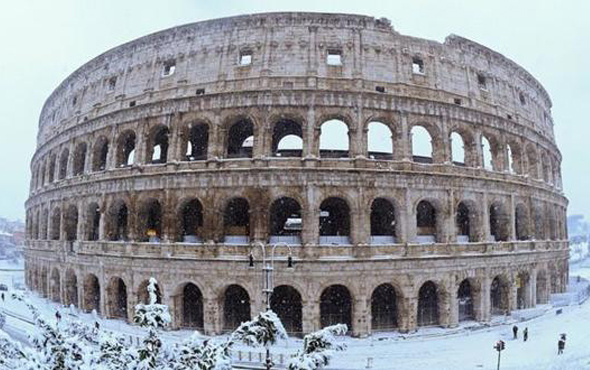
417,281 -> 439,326
223,197 -> 250,244
270,285 -> 302,335
64,204 -> 78,241
507,142 -> 523,174
65,269 -> 78,307
39,162 -> 46,187
450,131 -> 466,165
227,118 -> 254,158
50,207 -> 61,240
73,142 -> 87,176
489,202 -> 509,242
180,283 -> 204,329
526,145 -> 539,179
416,200 -> 436,243
40,209 -> 48,240
367,121 -> 393,159
536,269 -> 549,304
490,276 -> 510,315
107,277 -> 128,319
455,202 -> 472,242
39,266 -> 48,296
411,125 -> 433,163
178,198 -> 203,243
320,285 -> 352,331
86,202 -> 100,241
148,125 -> 170,164
138,198 -> 162,242
371,283 -> 398,331
223,284 -> 251,331
138,279 -> 162,304
107,200 -> 128,241
116,130 -> 136,167
319,119 -> 349,158
370,198 -> 397,244
269,197 -> 302,245
83,274 -> 101,314
515,203 -> 530,241
272,119 -> 303,157
481,136 -> 494,170
92,136 -> 109,171
319,197 -> 351,245
516,271 -> 530,309
50,268 -> 61,302
48,154 -> 56,182
58,148 -> 69,179
184,123 -> 209,161
457,279 -> 474,321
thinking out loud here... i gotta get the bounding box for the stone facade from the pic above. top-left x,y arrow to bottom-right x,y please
25,12 -> 568,336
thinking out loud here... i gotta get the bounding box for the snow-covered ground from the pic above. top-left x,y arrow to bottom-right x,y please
2,260 -> 590,369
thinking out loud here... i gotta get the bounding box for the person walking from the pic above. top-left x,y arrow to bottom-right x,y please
512,325 -> 518,339
523,327 -> 528,342
1,293 -> 4,302
558,338 -> 565,355
55,311 -> 62,322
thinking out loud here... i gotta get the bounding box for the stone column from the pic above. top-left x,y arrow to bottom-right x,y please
302,299 -> 320,334
302,187 -> 319,246
204,297 -> 221,335
399,296 -> 417,333
303,106 -> 317,158
530,270 -> 537,308
352,297 -> 369,336
509,195 -> 516,241
135,124 -> 148,165
447,286 -> 459,328
397,112 -> 411,161
405,189 -> 416,243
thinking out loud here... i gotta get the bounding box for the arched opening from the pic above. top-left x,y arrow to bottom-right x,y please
108,277 -> 128,319
223,198 -> 250,244
40,209 -> 48,240
371,284 -> 398,331
108,200 -> 128,241
64,205 -> 78,241
73,142 -> 87,176
65,269 -> 78,307
417,281 -> 439,326
116,130 -> 136,167
58,148 -> 69,179
269,197 -> 302,245
319,119 -> 349,158
370,198 -> 397,244
272,119 -> 303,157
319,197 -> 351,245
481,136 -> 494,170
39,163 -> 46,187
223,285 -> 251,331
515,204 -> 530,241
179,199 -> 203,243
40,267 -> 48,296
416,200 -> 436,243
227,119 -> 254,158
450,132 -> 466,165
320,285 -> 352,331
50,207 -> 61,240
506,144 -> 515,174
92,136 -> 109,172
526,145 -> 539,179
457,279 -> 474,321
489,202 -> 509,242
367,121 -> 393,159
411,126 -> 433,163
270,285 -> 302,335
181,283 -> 204,329
138,280 -> 162,304
185,123 -> 209,161
86,203 -> 100,241
50,268 -> 61,302
516,272 -> 530,309
83,274 -> 101,314
490,276 -> 510,315
149,126 -> 170,164
139,199 -> 162,242
48,154 -> 56,182
456,202 -> 471,243
536,270 -> 548,304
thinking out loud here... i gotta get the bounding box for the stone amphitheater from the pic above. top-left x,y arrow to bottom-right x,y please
24,12 -> 568,336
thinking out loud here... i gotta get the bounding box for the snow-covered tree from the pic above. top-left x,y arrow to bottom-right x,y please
232,309 -> 287,348
0,329 -> 26,368
173,334 -> 233,370
287,324 -> 347,370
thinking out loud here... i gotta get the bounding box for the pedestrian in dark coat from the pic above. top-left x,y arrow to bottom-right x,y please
558,338 -> 565,354
1,293 -> 4,302
523,327 -> 528,342
512,325 -> 518,339
55,311 -> 62,322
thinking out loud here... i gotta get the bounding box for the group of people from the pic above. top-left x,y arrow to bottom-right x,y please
512,325 -> 567,355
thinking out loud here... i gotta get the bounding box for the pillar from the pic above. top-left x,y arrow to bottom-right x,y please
302,299 -> 320,334
352,297 -> 369,336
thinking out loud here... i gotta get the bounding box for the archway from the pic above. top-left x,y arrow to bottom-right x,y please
272,119 -> 303,157
108,277 -> 128,319
515,204 -> 530,241
116,130 -> 136,167
416,200 -> 436,243
320,285 -> 352,331
457,279 -> 474,321
367,121 -> 393,160
481,136 -> 494,170
86,203 -> 100,241
50,268 -> 61,302
181,283 -> 204,329
490,276 -> 510,315
185,123 -> 208,161
536,270 -> 548,304
83,274 -> 101,314
73,142 -> 87,176
269,197 -> 302,244
411,126 -> 433,163
516,272 -> 530,309
223,198 -> 250,244
227,119 -> 254,158
450,132 -> 466,165
489,202 -> 509,242
223,285 -> 251,331
370,198 -> 396,244
65,269 -> 78,307
417,281 -> 439,326
179,199 -> 203,243
108,200 -> 128,241
456,202 -> 471,243
138,199 -> 162,242
64,205 -> 78,241
319,120 -> 349,158
58,148 -> 69,179
270,285 -> 302,335
92,136 -> 109,171
149,126 -> 170,164
371,283 -> 398,331
319,197 -> 351,245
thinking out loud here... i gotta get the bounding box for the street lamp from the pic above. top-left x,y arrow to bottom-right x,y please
248,241 -> 294,370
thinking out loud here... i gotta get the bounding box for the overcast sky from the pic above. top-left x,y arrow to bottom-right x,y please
0,0 -> 588,222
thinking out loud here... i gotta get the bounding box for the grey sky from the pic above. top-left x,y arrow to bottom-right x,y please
0,0 -> 587,221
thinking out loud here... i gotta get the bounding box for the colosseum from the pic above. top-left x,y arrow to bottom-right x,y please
24,12 -> 568,336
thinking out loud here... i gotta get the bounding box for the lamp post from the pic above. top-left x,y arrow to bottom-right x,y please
248,241 -> 294,370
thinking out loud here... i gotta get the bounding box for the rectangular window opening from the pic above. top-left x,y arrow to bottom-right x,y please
239,50 -> 252,66
129,100 -> 136,107
477,74 -> 487,89
519,92 -> 526,105
107,77 -> 117,91
375,86 -> 385,93
162,61 -> 176,76
327,49 -> 342,66
412,57 -> 424,74
507,114 -> 513,120
196,88 -> 205,95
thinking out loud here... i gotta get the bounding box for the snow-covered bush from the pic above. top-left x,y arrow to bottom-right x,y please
232,309 -> 287,347
173,334 -> 233,370
287,324 -> 348,370
0,310 -> 5,330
